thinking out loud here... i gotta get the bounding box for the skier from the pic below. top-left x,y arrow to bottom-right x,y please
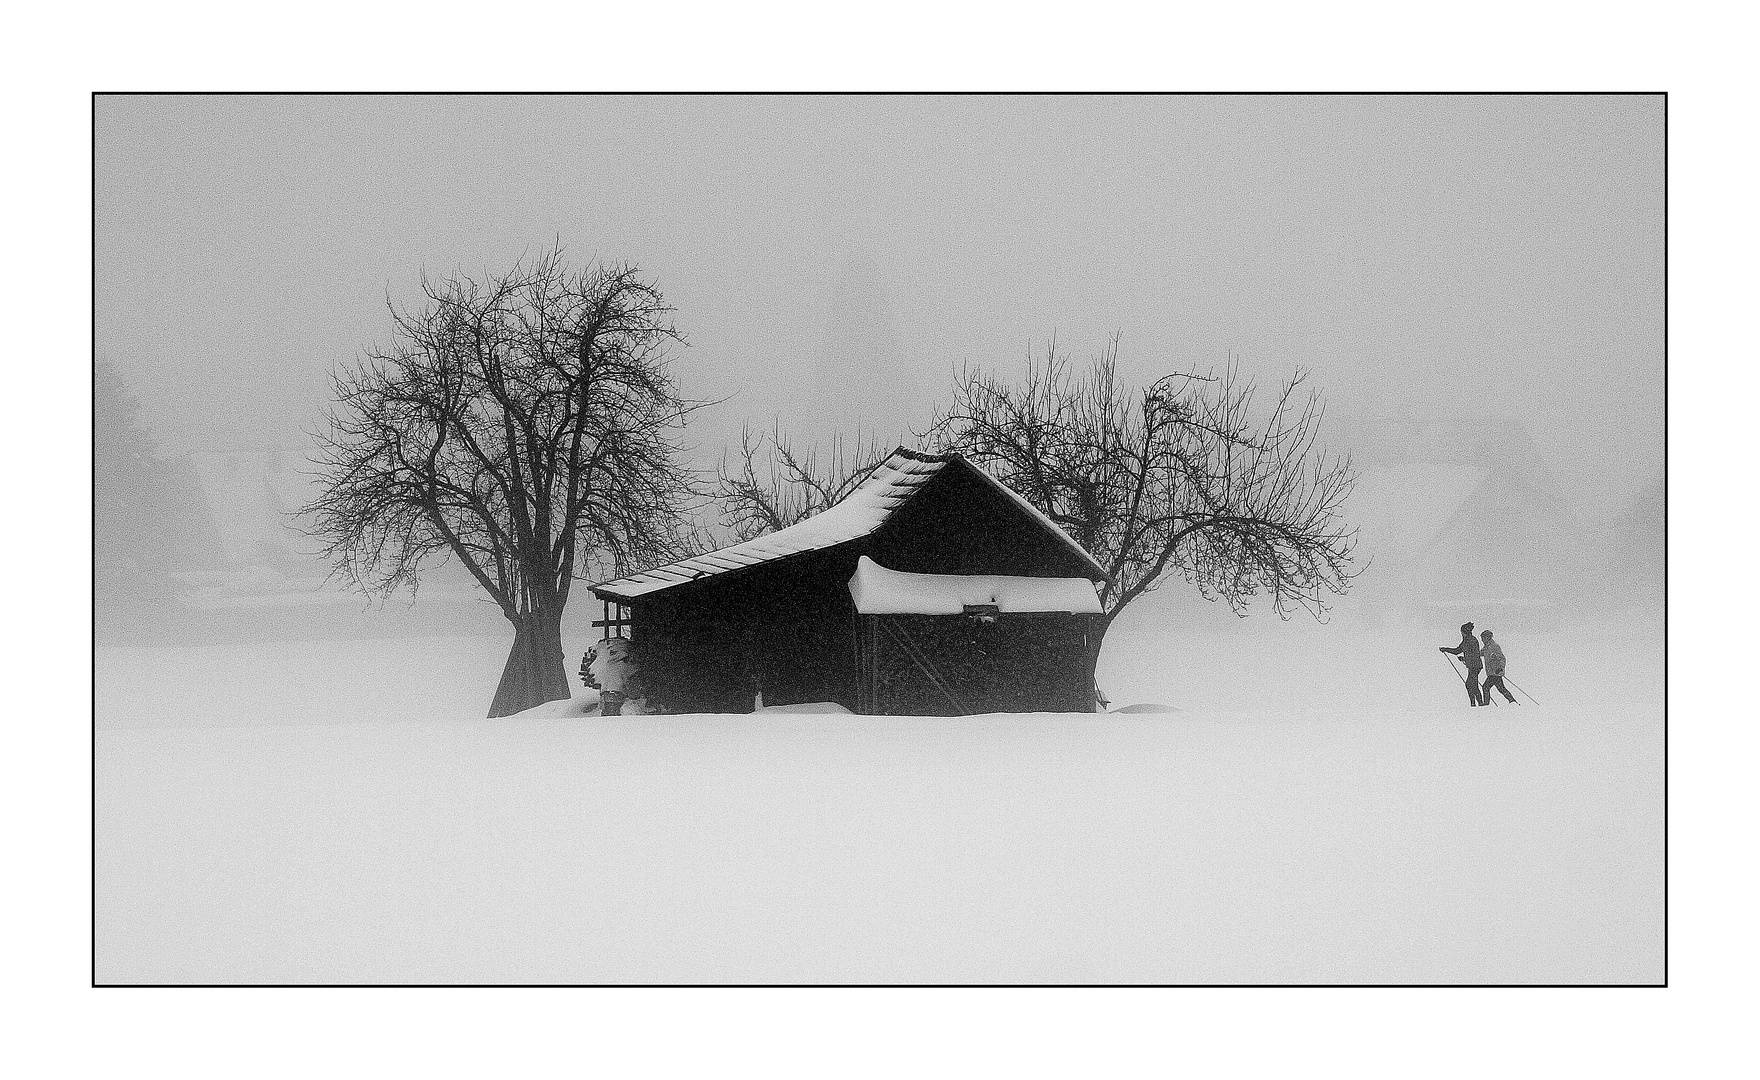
1438,621 -> 1486,706
1479,629 -> 1517,704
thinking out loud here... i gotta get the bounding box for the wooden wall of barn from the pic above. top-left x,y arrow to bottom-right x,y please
856,612 -> 1101,715
632,545 -> 867,714
867,464 -> 1099,580
614,459 -> 1107,715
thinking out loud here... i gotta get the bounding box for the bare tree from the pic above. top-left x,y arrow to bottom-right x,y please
714,423 -> 896,542
302,248 -> 703,716
926,336 -> 1359,674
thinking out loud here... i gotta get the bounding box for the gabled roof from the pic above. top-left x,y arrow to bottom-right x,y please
590,447 -> 1105,603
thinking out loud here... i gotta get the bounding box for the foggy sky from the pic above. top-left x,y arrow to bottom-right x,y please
96,94 -> 1662,517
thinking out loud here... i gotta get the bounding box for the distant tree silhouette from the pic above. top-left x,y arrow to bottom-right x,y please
302,248 -> 704,716
95,358 -> 202,622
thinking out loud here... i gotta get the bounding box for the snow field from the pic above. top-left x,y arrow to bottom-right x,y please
95,617 -> 1661,983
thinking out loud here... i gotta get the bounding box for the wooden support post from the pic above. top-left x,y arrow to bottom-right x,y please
870,615 -> 879,714
591,601 -> 633,638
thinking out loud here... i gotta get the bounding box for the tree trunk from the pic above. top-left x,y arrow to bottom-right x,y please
488,607 -> 572,717
1082,613 -> 1116,712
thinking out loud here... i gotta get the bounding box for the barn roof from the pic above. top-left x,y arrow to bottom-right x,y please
590,447 -> 1105,602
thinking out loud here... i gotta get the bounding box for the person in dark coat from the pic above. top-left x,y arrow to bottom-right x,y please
1439,621 -> 1486,706
1479,629 -> 1517,704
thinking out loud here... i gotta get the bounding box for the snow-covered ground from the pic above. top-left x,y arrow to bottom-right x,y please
95,609 -> 1662,984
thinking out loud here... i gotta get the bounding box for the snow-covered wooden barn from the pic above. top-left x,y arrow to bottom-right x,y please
588,448 -> 1109,715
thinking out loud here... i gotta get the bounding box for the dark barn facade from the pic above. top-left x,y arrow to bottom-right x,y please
589,448 -> 1108,715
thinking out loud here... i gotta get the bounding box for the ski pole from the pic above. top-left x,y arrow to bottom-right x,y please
1443,653 -> 1466,686
1504,677 -> 1540,705
1443,653 -> 1496,707
1443,654 -> 1477,704
1478,663 -> 1501,707
1443,653 -> 1465,686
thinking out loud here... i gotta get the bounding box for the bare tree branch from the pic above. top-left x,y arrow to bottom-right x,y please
925,337 -> 1360,625
712,423 -> 899,542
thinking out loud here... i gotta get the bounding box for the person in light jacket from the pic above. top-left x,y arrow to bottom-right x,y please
1479,629 -> 1517,704
1439,621 -> 1485,706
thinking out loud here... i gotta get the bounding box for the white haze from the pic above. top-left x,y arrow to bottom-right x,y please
96,96 -> 1662,654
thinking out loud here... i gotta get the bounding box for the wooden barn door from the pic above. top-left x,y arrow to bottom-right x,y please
860,613 -> 1094,715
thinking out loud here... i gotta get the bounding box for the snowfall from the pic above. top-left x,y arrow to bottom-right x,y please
95,598 -> 1662,985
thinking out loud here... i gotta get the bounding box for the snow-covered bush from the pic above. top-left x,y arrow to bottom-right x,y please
580,637 -> 662,714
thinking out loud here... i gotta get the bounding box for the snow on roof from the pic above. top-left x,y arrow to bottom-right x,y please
848,556 -> 1103,615
591,449 -> 947,601
591,447 -> 1105,602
